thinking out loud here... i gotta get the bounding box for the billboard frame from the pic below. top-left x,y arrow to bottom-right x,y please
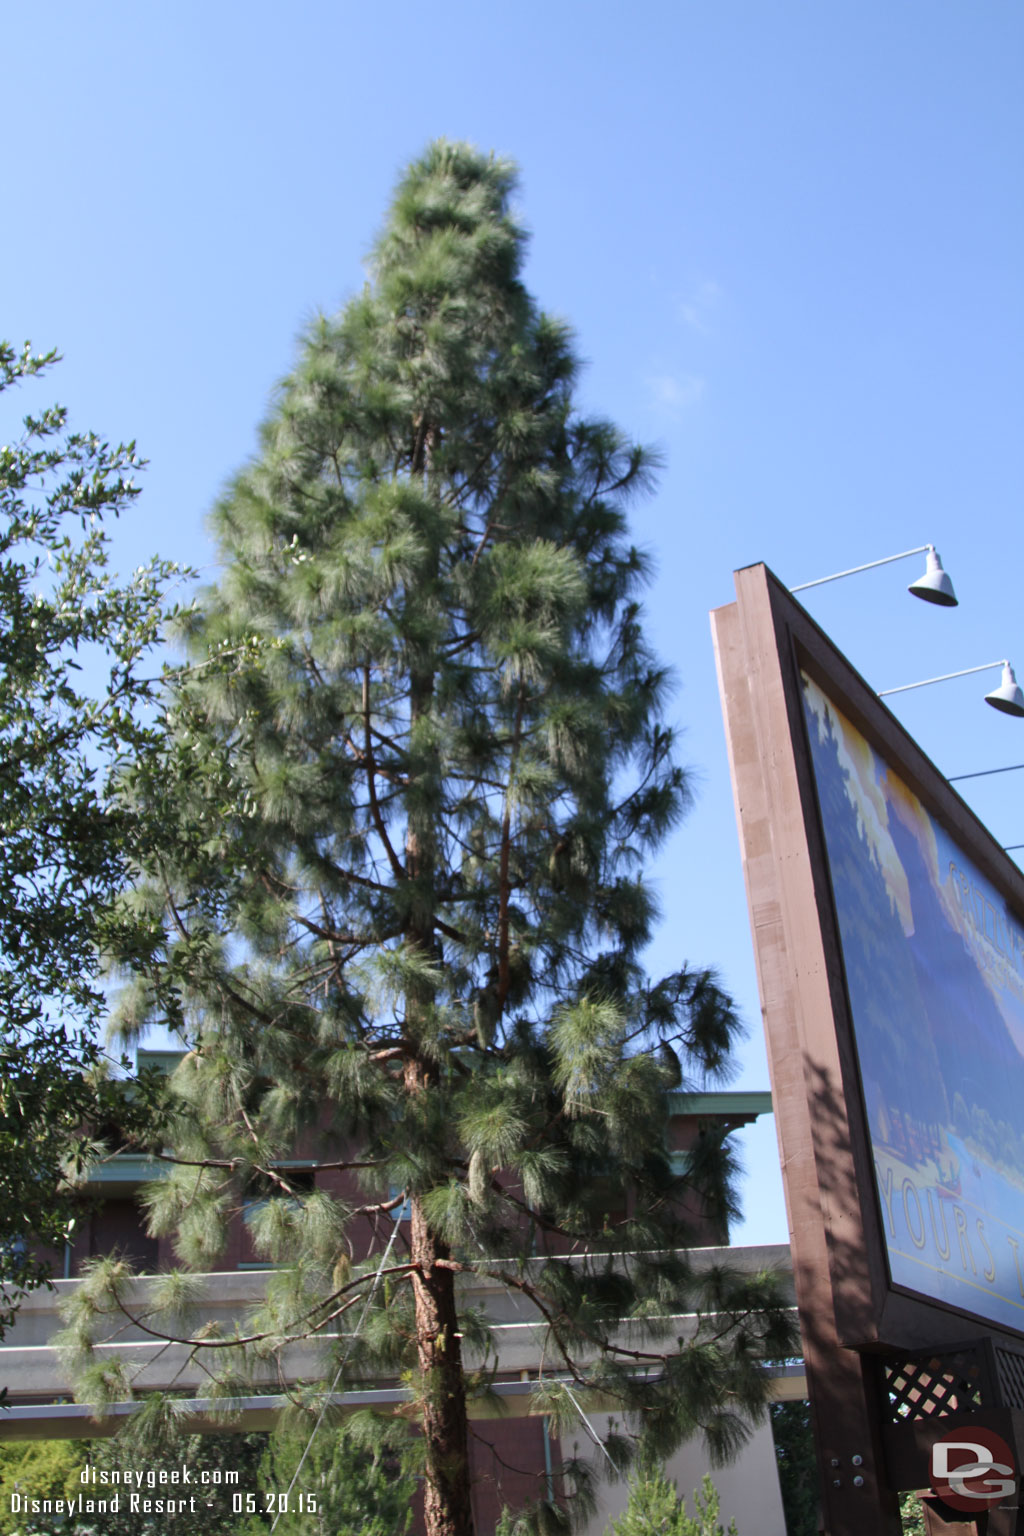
712,563 -> 1024,1533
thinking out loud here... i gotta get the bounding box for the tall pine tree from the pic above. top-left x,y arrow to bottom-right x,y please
85,143 -> 794,1536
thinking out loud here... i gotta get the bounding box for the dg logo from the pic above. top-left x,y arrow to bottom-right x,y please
930,1426 -> 1017,1512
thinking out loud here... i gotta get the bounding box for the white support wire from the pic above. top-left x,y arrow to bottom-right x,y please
269,1208 -> 404,1532
561,1382 -> 616,1471
949,762 -> 1024,782
565,1377 -> 697,1536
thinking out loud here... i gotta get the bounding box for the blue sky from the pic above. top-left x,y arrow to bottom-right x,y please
6,2 -> 1023,1245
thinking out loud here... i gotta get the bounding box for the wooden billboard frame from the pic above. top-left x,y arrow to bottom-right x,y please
712,563 -> 1024,1534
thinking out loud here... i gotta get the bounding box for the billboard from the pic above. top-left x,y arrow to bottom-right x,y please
802,672 -> 1024,1334
713,563 -> 1024,1532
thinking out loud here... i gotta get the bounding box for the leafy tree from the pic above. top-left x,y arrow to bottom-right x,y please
238,1410 -> 416,1536
898,1491 -> 927,1535
66,1407 -> 270,1536
0,1435 -> 86,1534
0,343 -> 178,1331
73,142 -> 794,1536
769,1399 -> 818,1536
605,1464 -> 738,1536
0,1415 -> 415,1536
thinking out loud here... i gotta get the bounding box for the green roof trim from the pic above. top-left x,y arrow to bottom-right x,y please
665,1091 -> 773,1118
85,1155 -> 170,1185
82,1098 -> 771,1188
131,1051 -> 776,1123
136,1050 -> 187,1075
84,1154 -> 328,1186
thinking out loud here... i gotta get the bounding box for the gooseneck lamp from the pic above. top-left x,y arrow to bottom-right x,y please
791,544 -> 958,607
879,660 -> 1024,719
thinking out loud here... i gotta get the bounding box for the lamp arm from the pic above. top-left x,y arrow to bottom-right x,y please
879,661 -> 1007,698
791,545 -> 933,593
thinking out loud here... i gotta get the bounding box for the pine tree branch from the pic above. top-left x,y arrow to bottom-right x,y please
362,665 -> 405,882
100,1261 -> 420,1352
439,628 -> 483,656
486,1181 -> 576,1241
431,1258 -> 590,1386
216,972 -> 277,1028
468,517 -> 494,568
496,684 -> 526,1011
341,730 -> 408,784
368,1045 -> 409,1062
290,904 -> 395,949
433,915 -> 470,945
437,1257 -> 688,1374
150,1151 -> 386,1174
305,859 -> 398,898
156,869 -> 277,1028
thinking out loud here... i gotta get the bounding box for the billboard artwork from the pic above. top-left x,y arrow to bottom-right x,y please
802,672 -> 1024,1333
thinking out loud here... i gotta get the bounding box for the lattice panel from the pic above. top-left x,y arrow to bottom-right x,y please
884,1349 -> 986,1423
995,1346 -> 1024,1410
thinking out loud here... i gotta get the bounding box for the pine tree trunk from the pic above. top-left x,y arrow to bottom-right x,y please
403,966 -> 476,1536
403,618 -> 474,1536
407,1153 -> 475,1536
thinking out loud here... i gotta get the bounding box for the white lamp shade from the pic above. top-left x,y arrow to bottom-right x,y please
908,547 -> 958,607
985,664 -> 1024,718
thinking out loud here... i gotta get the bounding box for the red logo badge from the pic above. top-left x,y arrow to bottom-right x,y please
930,1427 -> 1016,1512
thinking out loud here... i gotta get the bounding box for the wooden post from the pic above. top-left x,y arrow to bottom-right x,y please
712,569 -> 903,1533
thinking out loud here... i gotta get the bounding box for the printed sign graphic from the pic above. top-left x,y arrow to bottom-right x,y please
802,674 -> 1024,1333
930,1426 -> 1016,1511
